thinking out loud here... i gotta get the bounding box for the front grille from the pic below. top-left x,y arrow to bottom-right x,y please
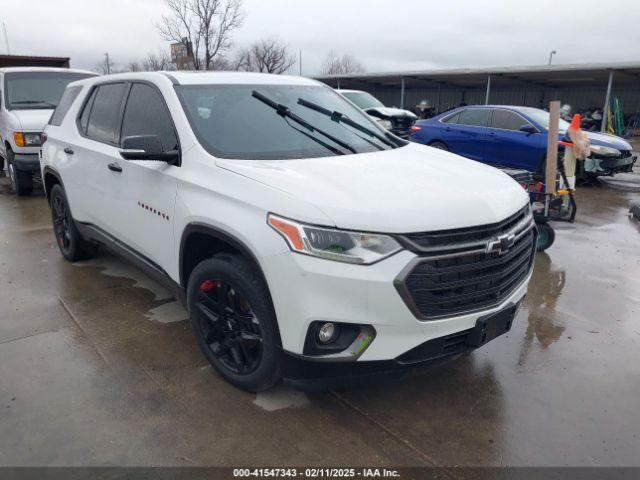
402,206 -> 529,253
391,116 -> 416,138
396,209 -> 536,319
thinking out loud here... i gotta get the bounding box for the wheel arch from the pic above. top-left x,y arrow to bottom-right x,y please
179,223 -> 270,293
428,139 -> 449,148
42,166 -> 64,204
179,223 -> 281,344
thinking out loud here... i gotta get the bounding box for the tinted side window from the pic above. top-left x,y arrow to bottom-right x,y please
79,88 -> 97,133
442,112 -> 460,124
120,83 -> 178,151
86,83 -> 127,144
50,86 -> 82,126
491,110 -> 527,131
457,109 -> 490,127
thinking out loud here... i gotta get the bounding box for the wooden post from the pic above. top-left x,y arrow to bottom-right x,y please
546,100 -> 560,195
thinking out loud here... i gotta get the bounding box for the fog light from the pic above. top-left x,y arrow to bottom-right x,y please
318,322 -> 337,344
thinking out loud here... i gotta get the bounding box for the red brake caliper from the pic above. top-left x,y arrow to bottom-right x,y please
200,280 -> 218,292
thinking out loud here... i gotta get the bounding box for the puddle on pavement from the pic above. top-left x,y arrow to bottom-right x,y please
74,254 -> 187,324
253,385 -> 310,411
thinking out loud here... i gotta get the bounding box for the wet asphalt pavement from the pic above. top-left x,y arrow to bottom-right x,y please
0,165 -> 639,467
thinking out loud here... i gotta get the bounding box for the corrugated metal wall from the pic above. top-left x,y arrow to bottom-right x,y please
363,85 -> 640,116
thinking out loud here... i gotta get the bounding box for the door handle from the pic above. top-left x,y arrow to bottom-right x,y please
107,162 -> 123,173
63,147 -> 74,155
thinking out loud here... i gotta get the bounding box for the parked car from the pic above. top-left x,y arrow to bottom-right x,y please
42,72 -> 535,391
0,67 -> 97,195
337,89 -> 417,138
410,105 -> 637,179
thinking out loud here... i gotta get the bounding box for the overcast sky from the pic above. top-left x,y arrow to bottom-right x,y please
2,0 -> 638,74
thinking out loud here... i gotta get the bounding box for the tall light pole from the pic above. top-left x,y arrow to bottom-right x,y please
104,53 -> 111,74
2,22 -> 10,54
548,50 -> 557,65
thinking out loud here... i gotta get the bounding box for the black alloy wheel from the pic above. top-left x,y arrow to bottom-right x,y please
49,184 -> 97,261
195,279 -> 264,375
52,192 -> 73,254
187,254 -> 281,391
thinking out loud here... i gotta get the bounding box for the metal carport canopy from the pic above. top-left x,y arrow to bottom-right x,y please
314,62 -> 640,89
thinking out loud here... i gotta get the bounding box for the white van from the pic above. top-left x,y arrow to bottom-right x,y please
0,67 -> 96,195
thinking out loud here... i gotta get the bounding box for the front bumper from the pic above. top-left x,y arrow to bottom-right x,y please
11,152 -> 40,172
281,301 -> 521,387
583,153 -> 636,176
262,248 -> 531,370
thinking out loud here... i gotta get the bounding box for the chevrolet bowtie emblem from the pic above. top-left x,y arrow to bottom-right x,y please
486,233 -> 516,255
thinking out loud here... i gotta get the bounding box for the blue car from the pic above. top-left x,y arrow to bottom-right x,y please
410,105 -> 636,179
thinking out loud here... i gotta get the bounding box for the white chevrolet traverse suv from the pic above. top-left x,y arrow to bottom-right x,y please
41,72 -> 535,391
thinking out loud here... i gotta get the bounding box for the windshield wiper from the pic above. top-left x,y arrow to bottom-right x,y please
297,98 -> 397,149
11,100 -> 57,108
251,91 -> 356,154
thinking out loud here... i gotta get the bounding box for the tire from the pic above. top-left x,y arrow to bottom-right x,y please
7,150 -> 33,196
187,253 -> 281,392
429,141 -> 448,151
49,184 -> 98,261
536,221 -> 555,252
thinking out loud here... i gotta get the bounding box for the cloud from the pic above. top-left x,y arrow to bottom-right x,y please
2,0 -> 638,74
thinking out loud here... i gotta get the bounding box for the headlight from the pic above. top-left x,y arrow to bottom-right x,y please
268,214 -> 402,264
376,118 -> 393,130
13,132 -> 42,147
590,145 -> 621,157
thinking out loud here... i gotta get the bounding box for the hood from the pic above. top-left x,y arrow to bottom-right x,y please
9,109 -> 53,132
365,106 -> 417,120
216,143 -> 529,233
582,130 -> 633,150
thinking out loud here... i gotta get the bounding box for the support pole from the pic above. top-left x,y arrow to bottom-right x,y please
546,100 -> 561,195
601,70 -> 614,133
485,75 -> 491,105
337,78 -> 341,89
400,77 -> 405,109
436,84 -> 441,114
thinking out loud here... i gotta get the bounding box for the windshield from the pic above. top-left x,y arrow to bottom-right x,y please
341,91 -> 385,110
519,107 -> 571,132
4,72 -> 95,110
177,84 -> 396,160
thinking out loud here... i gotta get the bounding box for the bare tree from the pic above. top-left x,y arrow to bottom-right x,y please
127,60 -> 143,72
320,52 -> 366,75
95,54 -> 117,74
235,38 -> 296,74
157,0 -> 244,70
143,50 -> 175,71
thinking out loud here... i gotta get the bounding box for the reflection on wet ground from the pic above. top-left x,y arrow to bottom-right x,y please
0,168 -> 639,466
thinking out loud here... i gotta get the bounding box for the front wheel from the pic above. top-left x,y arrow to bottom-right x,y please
536,221 -> 555,251
429,141 -> 449,151
7,150 -> 33,196
187,253 -> 282,392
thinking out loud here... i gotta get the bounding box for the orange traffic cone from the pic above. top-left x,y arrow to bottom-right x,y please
569,114 -> 581,131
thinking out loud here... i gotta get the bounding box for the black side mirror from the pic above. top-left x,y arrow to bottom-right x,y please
519,124 -> 538,134
120,135 -> 179,163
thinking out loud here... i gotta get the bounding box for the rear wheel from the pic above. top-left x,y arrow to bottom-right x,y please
7,150 -> 33,196
187,253 -> 281,392
50,184 -> 98,261
429,141 -> 448,151
536,221 -> 555,251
